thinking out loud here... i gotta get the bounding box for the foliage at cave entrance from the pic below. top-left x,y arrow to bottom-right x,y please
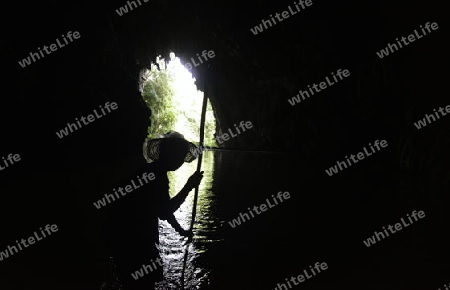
142,56 -> 176,138
141,54 -> 216,147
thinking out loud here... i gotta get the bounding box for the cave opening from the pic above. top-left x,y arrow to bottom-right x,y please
140,52 -> 217,288
141,52 -> 217,148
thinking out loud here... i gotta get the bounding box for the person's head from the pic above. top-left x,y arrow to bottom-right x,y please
144,131 -> 198,171
158,138 -> 190,171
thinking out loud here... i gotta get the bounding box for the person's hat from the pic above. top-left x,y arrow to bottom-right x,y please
143,131 -> 199,163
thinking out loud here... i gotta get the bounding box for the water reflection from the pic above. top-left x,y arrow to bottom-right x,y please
155,150 -> 222,289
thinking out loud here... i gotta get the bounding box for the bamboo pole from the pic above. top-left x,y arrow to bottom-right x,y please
180,67 -> 209,288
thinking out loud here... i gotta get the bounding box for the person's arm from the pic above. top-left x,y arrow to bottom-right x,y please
158,201 -> 192,237
167,171 -> 203,213
164,213 -> 192,237
157,171 -> 203,236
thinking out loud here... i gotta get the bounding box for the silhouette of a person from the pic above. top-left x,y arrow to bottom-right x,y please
104,131 -> 203,289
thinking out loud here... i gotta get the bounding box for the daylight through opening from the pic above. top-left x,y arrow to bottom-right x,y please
141,52 -> 216,147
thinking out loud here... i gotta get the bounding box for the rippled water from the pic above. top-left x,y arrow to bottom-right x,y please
101,150 -> 297,290
155,150 -> 223,289
101,150 -> 223,290
101,149 -> 441,290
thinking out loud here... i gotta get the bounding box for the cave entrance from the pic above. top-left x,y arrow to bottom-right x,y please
141,52 -> 216,147
140,52 -> 216,288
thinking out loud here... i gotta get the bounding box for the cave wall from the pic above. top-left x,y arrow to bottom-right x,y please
4,0 -> 447,157
1,0 -> 448,289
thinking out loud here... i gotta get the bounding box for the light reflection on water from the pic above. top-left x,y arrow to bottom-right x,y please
155,150 -> 223,289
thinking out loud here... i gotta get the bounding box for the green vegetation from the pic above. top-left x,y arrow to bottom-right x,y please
141,53 -> 216,147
